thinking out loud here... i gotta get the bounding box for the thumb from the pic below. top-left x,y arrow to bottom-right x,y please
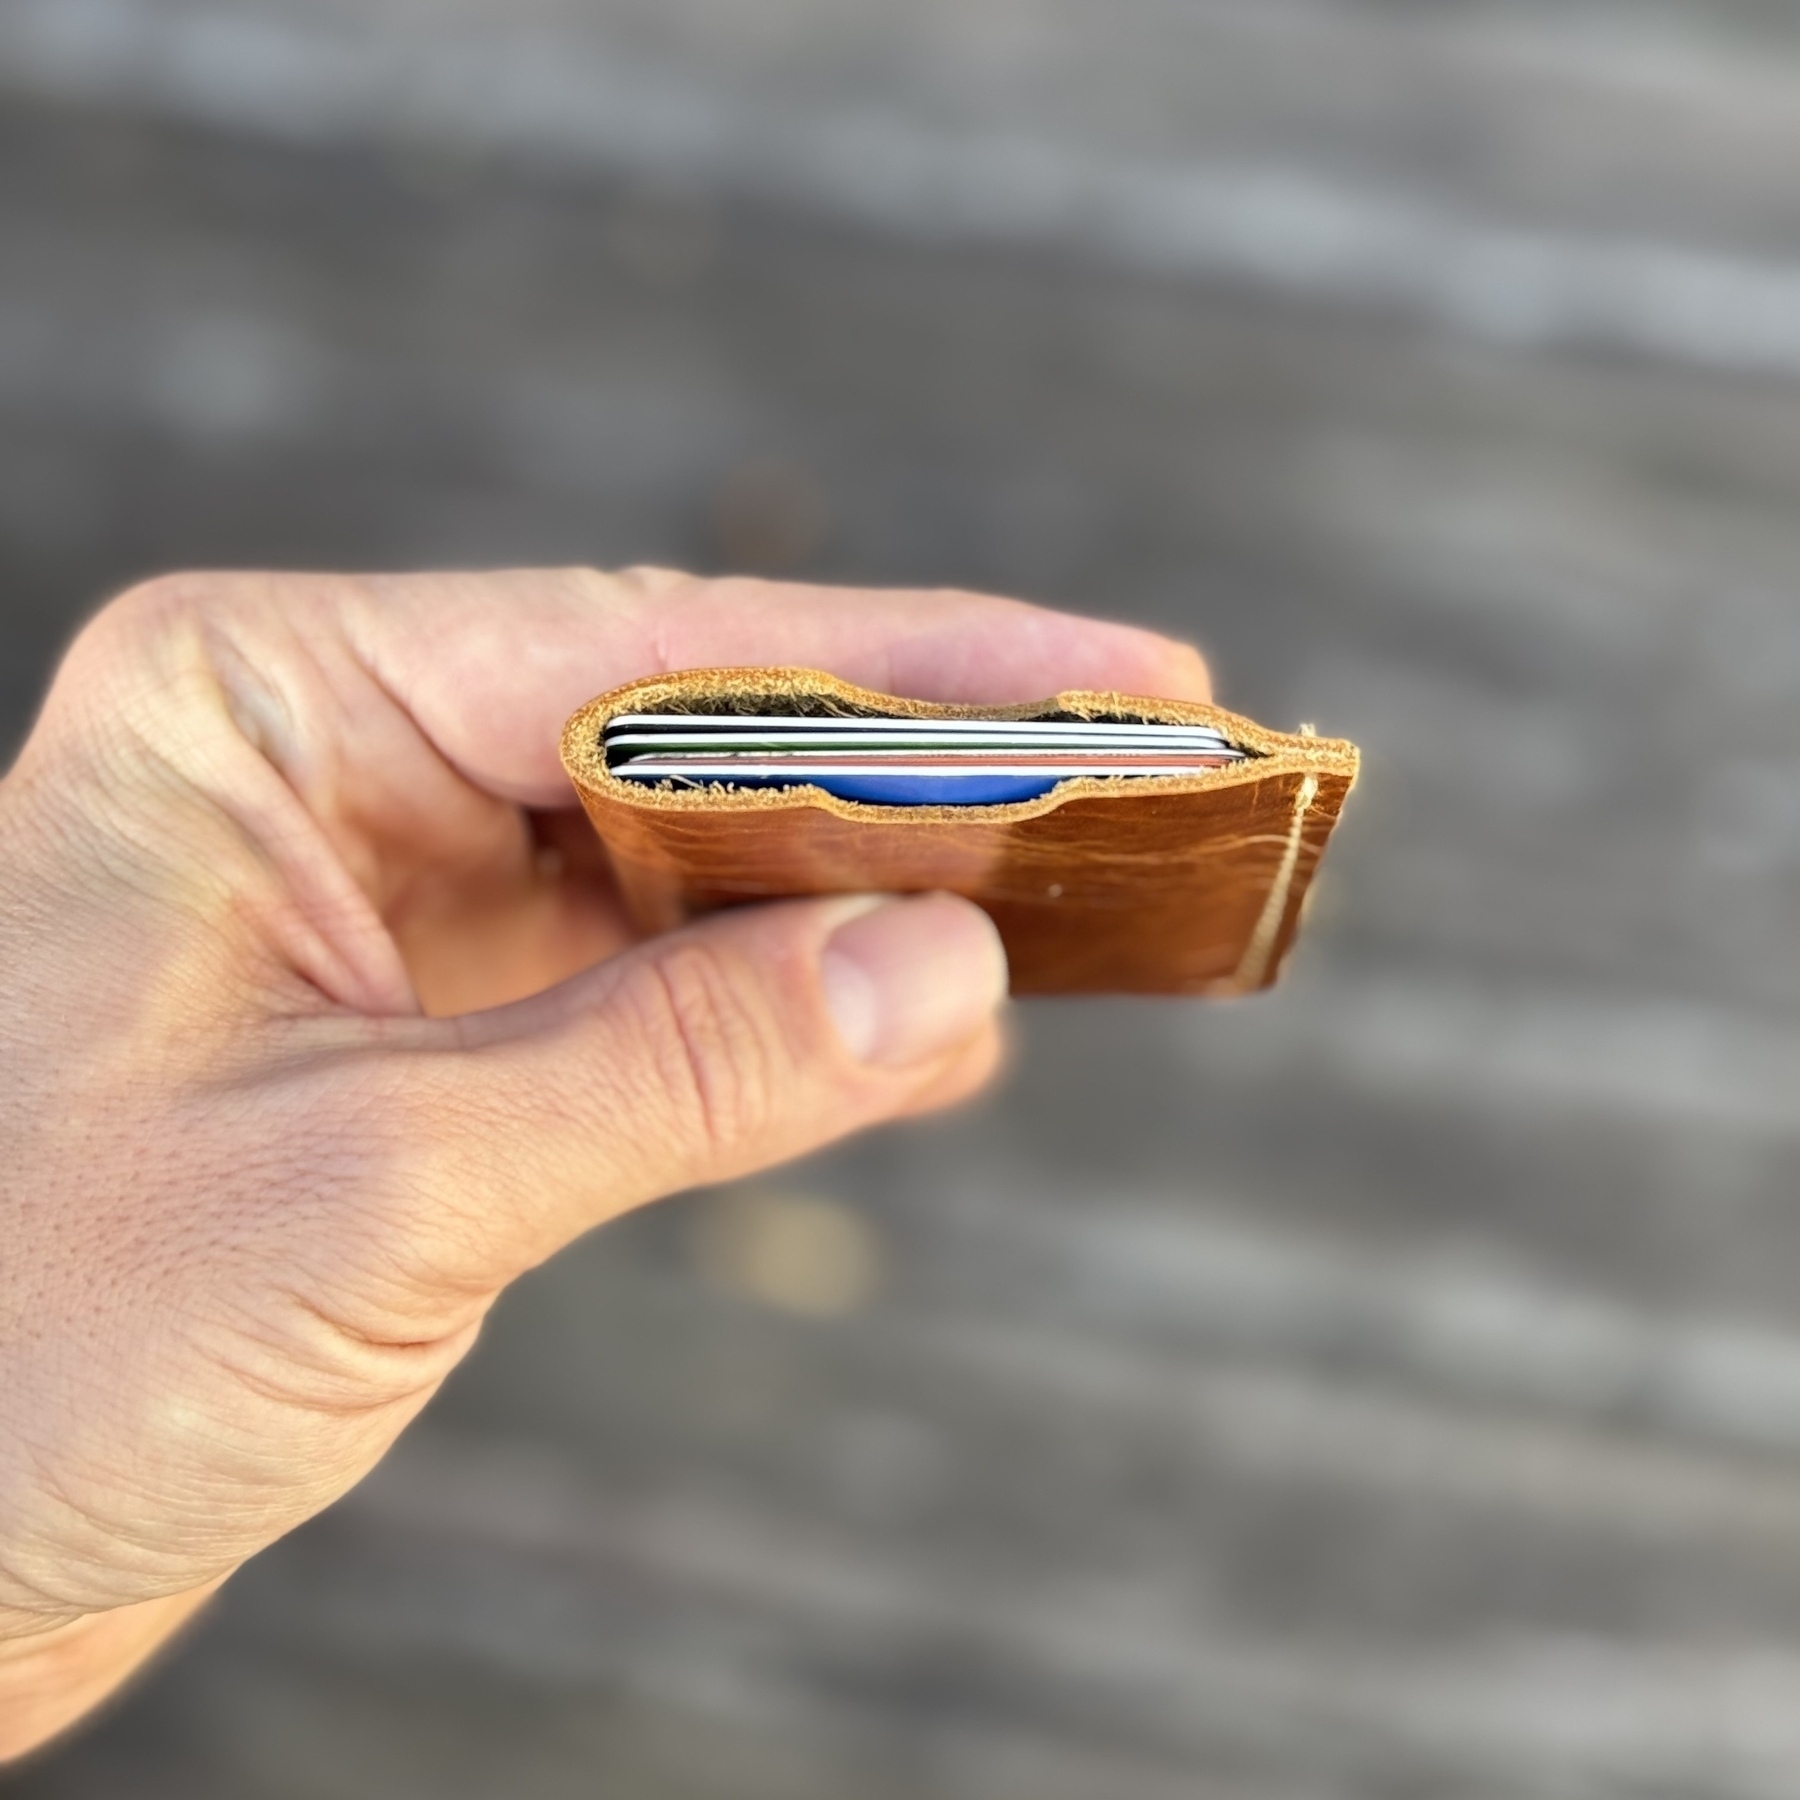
393,892 -> 1009,1279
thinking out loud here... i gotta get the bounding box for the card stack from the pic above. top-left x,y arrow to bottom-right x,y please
604,712 -> 1252,806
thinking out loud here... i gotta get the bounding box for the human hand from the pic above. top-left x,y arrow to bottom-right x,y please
0,567 -> 1210,1758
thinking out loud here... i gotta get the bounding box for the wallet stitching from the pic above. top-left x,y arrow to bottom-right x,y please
1230,773 -> 1321,994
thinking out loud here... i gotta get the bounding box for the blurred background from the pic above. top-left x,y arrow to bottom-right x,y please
7,1 -> 1800,1795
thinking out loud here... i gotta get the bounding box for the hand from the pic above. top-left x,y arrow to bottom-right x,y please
0,567 -> 1210,1758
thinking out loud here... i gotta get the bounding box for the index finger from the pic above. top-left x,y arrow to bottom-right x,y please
344,567 -> 1213,807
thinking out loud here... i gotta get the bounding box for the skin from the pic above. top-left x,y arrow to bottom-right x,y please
0,566 -> 1210,1760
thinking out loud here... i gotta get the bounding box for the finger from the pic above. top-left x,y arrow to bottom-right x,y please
893,1016 -> 1012,1120
341,568 -> 1214,806
390,890 -> 1011,1278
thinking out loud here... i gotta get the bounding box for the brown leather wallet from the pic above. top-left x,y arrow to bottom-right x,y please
562,667 -> 1359,996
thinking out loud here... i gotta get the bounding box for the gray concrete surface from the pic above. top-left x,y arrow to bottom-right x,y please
5,2 -> 1800,1794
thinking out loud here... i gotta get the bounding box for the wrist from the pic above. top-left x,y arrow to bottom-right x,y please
0,1587 -> 220,1764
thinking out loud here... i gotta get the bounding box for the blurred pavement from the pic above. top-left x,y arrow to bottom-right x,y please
6,3 -> 1800,1796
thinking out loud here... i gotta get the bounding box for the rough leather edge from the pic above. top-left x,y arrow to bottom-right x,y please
560,666 -> 1361,823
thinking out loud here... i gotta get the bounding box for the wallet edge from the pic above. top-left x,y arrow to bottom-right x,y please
560,666 -> 1360,824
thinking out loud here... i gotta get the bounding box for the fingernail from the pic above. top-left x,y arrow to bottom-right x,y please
821,895 -> 1009,1066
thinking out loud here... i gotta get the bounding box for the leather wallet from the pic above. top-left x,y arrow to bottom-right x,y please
561,667 -> 1359,996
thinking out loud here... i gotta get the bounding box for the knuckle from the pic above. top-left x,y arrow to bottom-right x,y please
608,563 -> 691,608
635,940 -> 782,1166
613,562 -> 685,589
45,574 -> 229,739
108,568 -> 216,621
6,577 -> 223,809
81,571 -> 222,659
386,1071 -> 539,1264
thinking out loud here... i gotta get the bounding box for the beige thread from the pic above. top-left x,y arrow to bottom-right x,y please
1232,773 -> 1320,992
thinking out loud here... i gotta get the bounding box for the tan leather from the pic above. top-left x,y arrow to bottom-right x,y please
562,668 -> 1359,996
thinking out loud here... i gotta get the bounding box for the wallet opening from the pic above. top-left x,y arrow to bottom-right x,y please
600,698 -> 1262,807
563,665 -> 1354,824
